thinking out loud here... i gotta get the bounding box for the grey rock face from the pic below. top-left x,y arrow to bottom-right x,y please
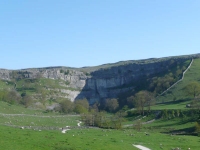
0,56 -> 193,103
0,69 -> 10,80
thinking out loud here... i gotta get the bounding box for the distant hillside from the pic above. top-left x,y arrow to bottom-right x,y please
0,53 -> 200,110
77,53 -> 200,72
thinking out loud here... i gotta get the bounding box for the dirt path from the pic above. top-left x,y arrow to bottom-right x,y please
133,145 -> 151,150
61,121 -> 82,134
62,129 -> 71,133
77,121 -> 82,126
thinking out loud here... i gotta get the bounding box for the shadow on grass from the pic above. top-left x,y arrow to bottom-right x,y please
156,98 -> 191,105
168,126 -> 196,135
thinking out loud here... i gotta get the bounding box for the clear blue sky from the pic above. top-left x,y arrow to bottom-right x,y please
0,0 -> 200,69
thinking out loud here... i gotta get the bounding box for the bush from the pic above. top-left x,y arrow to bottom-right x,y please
60,99 -> 74,113
64,70 -> 69,75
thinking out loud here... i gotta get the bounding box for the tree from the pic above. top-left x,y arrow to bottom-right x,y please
60,99 -> 74,113
184,82 -> 200,109
81,113 -> 93,126
191,96 -> 200,110
127,96 -> 135,108
6,90 -> 21,104
134,91 -> 154,115
111,114 -> 122,129
184,81 -> 200,98
74,104 -> 88,114
105,98 -> 119,113
114,110 -> 127,128
60,69 -> 64,73
75,98 -> 89,109
21,92 -> 26,97
145,92 -> 155,112
74,99 -> 89,114
93,112 -> 104,127
21,95 -> 33,108
89,102 -> 99,113
122,105 -> 129,111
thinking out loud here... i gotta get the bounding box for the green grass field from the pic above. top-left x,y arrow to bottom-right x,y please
0,101 -> 80,128
0,125 -> 199,150
1,100 -> 199,150
0,114 -> 79,128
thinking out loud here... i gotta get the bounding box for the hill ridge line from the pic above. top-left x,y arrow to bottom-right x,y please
159,59 -> 193,96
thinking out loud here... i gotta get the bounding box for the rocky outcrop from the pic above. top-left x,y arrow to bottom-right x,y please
76,58 -> 178,103
0,69 -> 10,80
0,54 -> 199,103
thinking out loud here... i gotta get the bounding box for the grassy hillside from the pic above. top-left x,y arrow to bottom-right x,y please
0,56 -> 192,111
78,53 -> 200,73
0,101 -> 42,114
156,58 -> 200,104
0,77 -> 77,109
0,54 -> 197,108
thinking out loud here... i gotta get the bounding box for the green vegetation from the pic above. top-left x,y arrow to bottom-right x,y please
74,99 -> 89,114
1,56 -> 200,149
0,77 -> 81,109
78,54 -> 199,73
117,59 -> 191,109
0,100 -> 43,114
157,58 -> 200,103
0,124 -> 199,150
151,99 -> 190,110
60,69 -> 70,75
0,114 -> 79,127
104,98 -> 119,113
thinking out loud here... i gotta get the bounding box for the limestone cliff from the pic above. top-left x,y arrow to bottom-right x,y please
0,54 -> 199,104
